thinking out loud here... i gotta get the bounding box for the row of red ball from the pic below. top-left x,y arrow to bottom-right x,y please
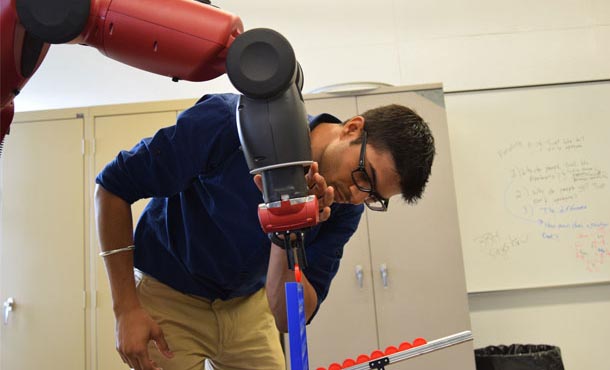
316,337 -> 428,370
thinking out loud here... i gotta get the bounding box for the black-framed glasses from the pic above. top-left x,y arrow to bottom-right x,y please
350,130 -> 389,212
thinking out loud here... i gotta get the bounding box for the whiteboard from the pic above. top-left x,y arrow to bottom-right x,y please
445,81 -> 610,292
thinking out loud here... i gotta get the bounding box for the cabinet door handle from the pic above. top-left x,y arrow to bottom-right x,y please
355,265 -> 364,288
3,297 -> 14,325
380,264 -> 389,288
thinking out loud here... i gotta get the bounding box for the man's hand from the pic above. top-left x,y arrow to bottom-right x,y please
115,306 -> 173,370
252,162 -> 334,222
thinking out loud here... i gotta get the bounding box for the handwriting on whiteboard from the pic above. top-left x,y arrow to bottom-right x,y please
575,225 -> 609,272
497,136 -> 585,159
473,231 -> 529,258
481,135 -> 609,270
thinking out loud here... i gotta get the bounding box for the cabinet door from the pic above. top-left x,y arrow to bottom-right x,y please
359,91 -> 475,369
93,111 -> 178,370
0,118 -> 86,370
305,216 -> 379,368
303,96 -> 380,368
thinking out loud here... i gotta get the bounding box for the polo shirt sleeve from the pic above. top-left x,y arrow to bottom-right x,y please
96,94 -> 240,204
304,203 -> 365,321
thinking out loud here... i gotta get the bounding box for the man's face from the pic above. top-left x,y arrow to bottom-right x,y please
318,121 -> 401,207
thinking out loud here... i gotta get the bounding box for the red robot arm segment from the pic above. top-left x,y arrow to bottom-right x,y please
0,0 -> 243,146
77,0 -> 243,82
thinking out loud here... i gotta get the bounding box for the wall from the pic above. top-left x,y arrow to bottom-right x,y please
15,0 -> 610,112
469,283 -> 610,370
10,1 -> 610,369
443,80 -> 610,368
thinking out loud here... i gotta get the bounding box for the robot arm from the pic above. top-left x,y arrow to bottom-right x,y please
226,28 -> 319,271
1,0 -> 242,145
1,2 -> 317,267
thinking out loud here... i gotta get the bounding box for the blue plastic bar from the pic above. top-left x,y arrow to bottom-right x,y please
285,282 -> 309,370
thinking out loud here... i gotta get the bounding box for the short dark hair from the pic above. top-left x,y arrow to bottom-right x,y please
352,104 -> 435,204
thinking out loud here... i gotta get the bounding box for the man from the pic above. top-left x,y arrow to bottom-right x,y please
94,93 -> 435,370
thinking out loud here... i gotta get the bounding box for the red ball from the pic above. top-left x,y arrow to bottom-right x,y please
370,350 -> 384,359
356,354 -> 370,363
328,363 -> 342,370
342,358 -> 356,367
413,337 -> 427,347
398,341 -> 413,351
384,345 -> 398,355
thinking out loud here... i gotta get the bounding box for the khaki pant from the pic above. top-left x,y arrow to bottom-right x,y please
135,271 -> 285,370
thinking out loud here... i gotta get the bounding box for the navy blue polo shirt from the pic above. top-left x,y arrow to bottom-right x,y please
96,93 -> 364,312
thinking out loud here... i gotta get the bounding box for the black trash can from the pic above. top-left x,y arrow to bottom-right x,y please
475,344 -> 565,370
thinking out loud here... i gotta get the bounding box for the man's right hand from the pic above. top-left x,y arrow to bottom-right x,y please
115,306 -> 174,370
252,161 -> 334,223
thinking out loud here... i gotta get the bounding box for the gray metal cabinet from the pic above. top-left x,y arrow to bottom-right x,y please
301,85 -> 475,370
0,116 -> 86,370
